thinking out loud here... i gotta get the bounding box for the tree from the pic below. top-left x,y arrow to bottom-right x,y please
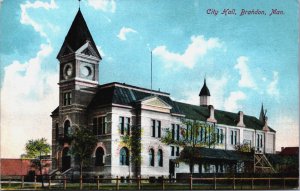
70,127 -> 98,178
24,138 -> 51,187
161,120 -> 217,173
121,125 -> 141,177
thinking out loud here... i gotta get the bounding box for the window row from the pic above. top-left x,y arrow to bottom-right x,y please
149,149 -> 163,167
256,134 -> 263,148
170,146 -> 180,156
119,116 -> 130,135
63,92 -> 72,106
151,120 -> 161,138
93,116 -> 108,135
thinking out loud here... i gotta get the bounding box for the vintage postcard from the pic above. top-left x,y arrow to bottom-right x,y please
0,0 -> 299,190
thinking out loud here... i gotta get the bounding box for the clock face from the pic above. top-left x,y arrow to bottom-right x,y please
80,63 -> 93,79
80,65 -> 91,77
63,63 -> 73,79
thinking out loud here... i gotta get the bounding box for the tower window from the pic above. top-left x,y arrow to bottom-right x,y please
64,120 -> 71,138
63,92 -> 72,106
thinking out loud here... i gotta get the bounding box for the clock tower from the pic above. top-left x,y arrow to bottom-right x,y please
57,9 -> 101,133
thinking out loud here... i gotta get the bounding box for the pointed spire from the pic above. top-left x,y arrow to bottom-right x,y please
57,9 -> 101,59
199,78 -> 211,96
259,103 -> 265,122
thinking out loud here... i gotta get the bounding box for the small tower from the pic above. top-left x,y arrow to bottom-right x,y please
259,103 -> 266,122
199,78 -> 211,106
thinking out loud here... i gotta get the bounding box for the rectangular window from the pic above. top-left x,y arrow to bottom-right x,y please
93,116 -> 107,135
171,124 -> 175,140
151,120 -> 161,138
125,117 -> 130,135
216,128 -> 224,144
186,125 -> 190,140
176,125 -> 180,141
171,146 -> 174,156
157,121 -> 161,138
257,134 -> 263,148
63,92 -> 72,106
176,147 -> 180,156
119,117 -> 124,134
152,120 -> 156,137
200,127 -> 204,142
119,117 -> 130,135
230,130 -> 238,145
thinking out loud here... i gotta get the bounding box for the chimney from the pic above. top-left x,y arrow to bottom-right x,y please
207,105 -> 217,123
262,116 -> 270,131
236,111 -> 245,127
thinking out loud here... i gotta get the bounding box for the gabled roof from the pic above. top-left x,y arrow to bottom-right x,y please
173,101 -> 275,132
57,9 -> 101,59
199,79 -> 210,96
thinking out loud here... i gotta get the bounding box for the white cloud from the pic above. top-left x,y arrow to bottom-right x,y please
267,71 -> 279,97
1,0 -> 59,158
224,91 -> 246,112
117,27 -> 137,41
234,56 -> 256,89
153,35 -> 222,69
1,44 -> 58,158
270,115 -> 299,151
87,0 -> 116,13
20,0 -> 58,39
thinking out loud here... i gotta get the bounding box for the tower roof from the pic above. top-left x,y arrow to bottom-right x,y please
199,78 -> 211,96
57,9 -> 101,59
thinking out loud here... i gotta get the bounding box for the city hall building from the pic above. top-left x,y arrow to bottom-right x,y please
51,9 -> 276,178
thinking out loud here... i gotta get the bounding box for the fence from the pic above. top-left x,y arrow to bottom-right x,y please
1,175 -> 299,190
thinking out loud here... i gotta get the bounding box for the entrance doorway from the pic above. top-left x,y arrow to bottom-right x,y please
62,147 -> 71,171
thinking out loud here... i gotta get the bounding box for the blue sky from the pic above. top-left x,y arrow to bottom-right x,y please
0,0 -> 298,157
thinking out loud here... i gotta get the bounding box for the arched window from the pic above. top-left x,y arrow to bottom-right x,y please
64,120 -> 70,138
158,149 -> 163,167
149,149 -> 154,166
120,147 -> 129,166
95,147 -> 105,166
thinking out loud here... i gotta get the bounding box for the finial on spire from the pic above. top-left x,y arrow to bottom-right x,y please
78,0 -> 81,9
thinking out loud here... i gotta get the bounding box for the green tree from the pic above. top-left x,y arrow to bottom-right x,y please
24,138 -> 51,187
70,127 -> 98,178
121,125 -> 141,177
161,120 -> 217,173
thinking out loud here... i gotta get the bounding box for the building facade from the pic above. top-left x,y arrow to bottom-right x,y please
51,9 -> 276,178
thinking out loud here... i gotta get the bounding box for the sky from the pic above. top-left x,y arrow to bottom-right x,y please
0,0 -> 299,158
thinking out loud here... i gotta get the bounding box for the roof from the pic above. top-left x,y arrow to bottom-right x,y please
53,82 -> 275,132
57,9 -> 101,59
175,101 -> 275,132
88,82 -> 182,114
280,147 -> 299,155
199,79 -> 211,96
182,147 -> 253,162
